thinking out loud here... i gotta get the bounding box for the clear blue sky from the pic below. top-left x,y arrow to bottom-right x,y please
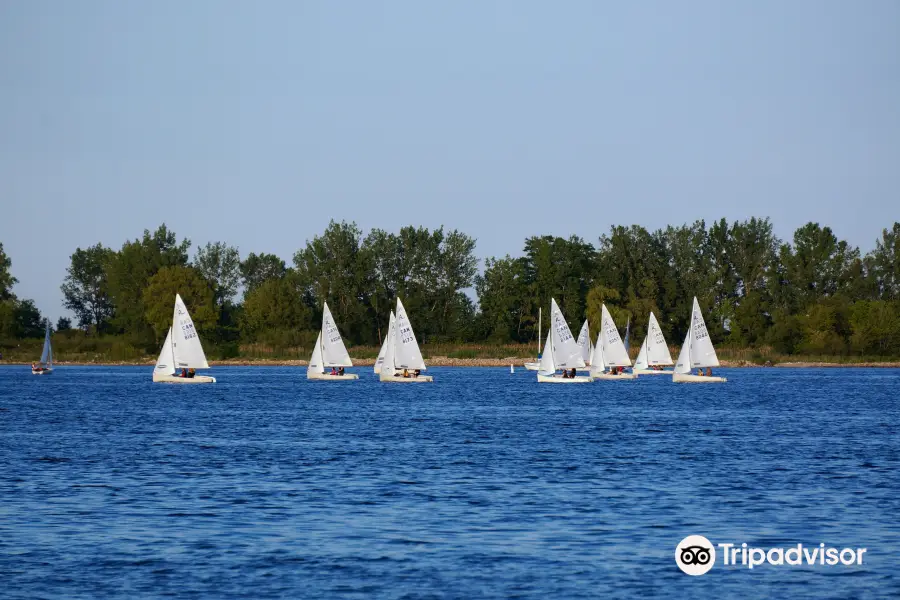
1,0 -> 898,321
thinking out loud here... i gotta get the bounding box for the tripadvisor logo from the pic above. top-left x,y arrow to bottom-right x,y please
675,535 -> 867,575
676,535 -> 716,576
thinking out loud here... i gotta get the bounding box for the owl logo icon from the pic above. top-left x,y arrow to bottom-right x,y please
675,535 -> 716,576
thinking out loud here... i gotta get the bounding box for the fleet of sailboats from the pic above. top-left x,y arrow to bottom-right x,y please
152,294 -> 217,384
537,299 -> 592,383
307,302 -> 359,380
673,297 -> 727,382
28,285 -> 726,385
31,322 -> 53,375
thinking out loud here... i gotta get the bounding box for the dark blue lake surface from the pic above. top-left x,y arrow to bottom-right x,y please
0,365 -> 898,598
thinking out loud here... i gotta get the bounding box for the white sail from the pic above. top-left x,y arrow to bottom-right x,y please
537,333 -> 555,374
589,332 -> 606,377
394,298 -> 426,371
646,312 -> 674,366
634,338 -> 649,371
688,297 -> 720,368
374,311 -> 395,374
171,294 -> 210,369
154,327 -> 176,376
600,304 -> 631,367
576,320 -> 591,365
321,302 -> 353,367
549,298 -> 585,369
623,317 -> 631,354
39,323 -> 52,366
674,328 -> 692,374
307,332 -> 325,375
380,312 -> 398,377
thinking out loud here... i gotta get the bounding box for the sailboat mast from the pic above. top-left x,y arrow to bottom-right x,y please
538,307 -> 542,354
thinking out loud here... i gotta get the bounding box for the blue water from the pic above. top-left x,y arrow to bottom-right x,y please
0,366 -> 898,599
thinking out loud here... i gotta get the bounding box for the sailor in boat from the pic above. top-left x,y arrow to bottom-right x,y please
402,368 -> 410,378
330,367 -> 338,376
706,367 -> 713,377
697,368 -> 703,376
188,368 -> 196,379
180,368 -> 188,378
414,369 -> 420,378
339,367 -> 345,376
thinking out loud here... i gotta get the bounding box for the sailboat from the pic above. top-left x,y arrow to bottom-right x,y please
31,322 -> 53,375
633,312 -> 675,375
152,294 -> 216,384
590,304 -> 635,380
537,298 -> 591,383
673,297 -> 727,383
374,310 -> 395,374
307,302 -> 359,380
576,319 -> 592,371
379,298 -> 433,382
524,307 -> 542,371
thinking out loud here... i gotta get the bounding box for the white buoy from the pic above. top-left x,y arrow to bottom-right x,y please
510,364 -> 515,374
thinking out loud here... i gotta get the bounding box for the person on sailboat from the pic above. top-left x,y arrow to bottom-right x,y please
180,368 -> 188,378
338,367 -> 345,376
188,368 -> 196,378
697,368 -> 703,376
706,367 -> 712,377
330,367 -> 338,376
414,369 -> 420,378
403,368 -> 410,378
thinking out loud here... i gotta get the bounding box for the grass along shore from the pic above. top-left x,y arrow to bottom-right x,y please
2,337 -> 899,367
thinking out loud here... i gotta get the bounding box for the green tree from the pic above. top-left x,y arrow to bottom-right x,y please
474,256 -> 530,342
13,299 -> 44,338
585,285 -> 629,339
56,316 -> 72,331
240,252 -> 287,295
779,223 -> 859,310
106,224 -> 191,344
798,299 -> 850,355
61,243 -> 115,331
849,300 -> 900,355
143,266 -> 217,340
294,220 -> 373,343
240,276 -> 311,339
0,300 -> 16,337
0,242 -> 16,301
523,235 -> 597,333
871,223 -> 900,300
194,242 -> 241,307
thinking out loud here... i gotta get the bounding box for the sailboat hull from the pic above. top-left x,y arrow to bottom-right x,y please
537,373 -> 592,383
153,373 -> 217,384
591,373 -> 637,381
31,368 -> 53,375
633,369 -> 673,376
307,372 -> 360,381
380,373 -> 434,383
672,373 -> 727,383
523,362 -> 540,371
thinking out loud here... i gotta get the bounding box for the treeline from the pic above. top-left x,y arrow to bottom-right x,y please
2,218 -> 900,358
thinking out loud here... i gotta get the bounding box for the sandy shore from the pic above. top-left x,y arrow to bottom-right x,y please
3,358 -> 900,368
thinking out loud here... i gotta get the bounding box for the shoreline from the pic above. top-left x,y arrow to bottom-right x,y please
3,358 -> 900,368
